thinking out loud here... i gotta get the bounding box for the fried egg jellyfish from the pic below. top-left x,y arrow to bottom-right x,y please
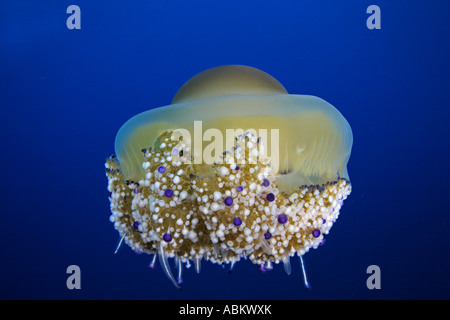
105,65 -> 353,289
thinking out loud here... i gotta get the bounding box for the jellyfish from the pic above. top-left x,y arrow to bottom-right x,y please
105,65 -> 353,289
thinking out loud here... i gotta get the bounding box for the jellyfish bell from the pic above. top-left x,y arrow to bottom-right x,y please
115,65 -> 352,191
106,65 -> 353,289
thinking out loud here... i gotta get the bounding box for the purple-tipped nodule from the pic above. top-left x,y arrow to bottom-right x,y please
224,196 -> 233,206
312,229 -> 321,238
164,189 -> 173,198
158,165 -> 166,173
233,217 -> 242,226
163,233 -> 172,242
278,214 -> 288,224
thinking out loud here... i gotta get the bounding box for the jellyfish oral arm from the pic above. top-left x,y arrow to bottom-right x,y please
106,131 -> 351,288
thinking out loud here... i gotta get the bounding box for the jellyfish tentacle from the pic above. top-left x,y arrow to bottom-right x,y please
299,255 -> 311,290
283,256 -> 291,275
177,259 -> 183,285
114,233 -> 127,254
194,257 -> 201,274
148,253 -> 157,269
157,244 -> 180,289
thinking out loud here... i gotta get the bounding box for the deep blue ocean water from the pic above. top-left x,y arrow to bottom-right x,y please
1,1 -> 449,300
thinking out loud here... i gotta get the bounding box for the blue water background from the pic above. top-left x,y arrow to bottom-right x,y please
1,0 -> 449,299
